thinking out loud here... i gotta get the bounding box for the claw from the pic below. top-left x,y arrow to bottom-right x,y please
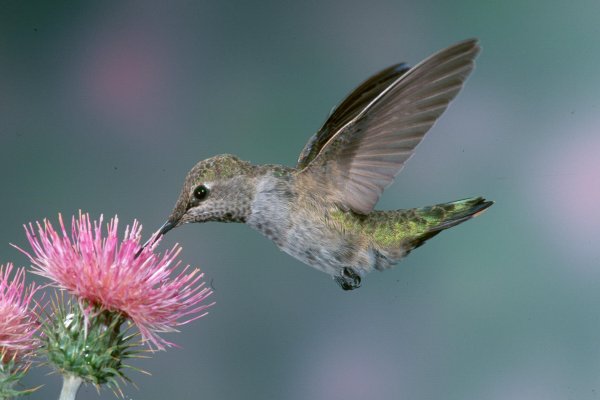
334,267 -> 362,291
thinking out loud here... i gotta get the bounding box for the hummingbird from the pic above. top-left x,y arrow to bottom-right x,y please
147,39 -> 493,290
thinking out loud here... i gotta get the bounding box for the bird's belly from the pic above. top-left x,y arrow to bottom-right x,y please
246,182 -> 375,276
279,222 -> 376,277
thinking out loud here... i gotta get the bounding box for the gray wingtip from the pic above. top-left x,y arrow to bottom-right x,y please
445,38 -> 481,61
457,38 -> 480,49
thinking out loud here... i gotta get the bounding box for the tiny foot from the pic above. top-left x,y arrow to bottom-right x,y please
334,267 -> 362,291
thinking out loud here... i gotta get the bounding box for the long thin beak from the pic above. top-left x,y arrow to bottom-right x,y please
135,220 -> 177,258
158,219 -> 176,236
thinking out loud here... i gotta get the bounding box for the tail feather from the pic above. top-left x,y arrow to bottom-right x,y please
406,196 -> 493,250
336,196 -> 493,271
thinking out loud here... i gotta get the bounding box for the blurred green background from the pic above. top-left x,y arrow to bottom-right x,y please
2,0 -> 600,399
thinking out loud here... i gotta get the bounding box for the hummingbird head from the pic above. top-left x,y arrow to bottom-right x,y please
162,154 -> 257,235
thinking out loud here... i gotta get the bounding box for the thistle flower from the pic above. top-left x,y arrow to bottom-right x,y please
15,213 -> 214,350
0,263 -> 40,398
0,263 -> 39,363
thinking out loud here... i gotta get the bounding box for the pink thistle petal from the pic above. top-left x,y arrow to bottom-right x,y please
0,263 -> 40,363
14,213 -> 214,350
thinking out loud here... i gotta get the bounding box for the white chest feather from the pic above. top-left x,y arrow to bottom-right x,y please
246,175 -> 376,276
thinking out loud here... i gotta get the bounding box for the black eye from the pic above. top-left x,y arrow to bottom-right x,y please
193,184 -> 209,201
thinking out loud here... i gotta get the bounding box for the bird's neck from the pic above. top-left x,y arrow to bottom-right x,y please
246,168 -> 296,242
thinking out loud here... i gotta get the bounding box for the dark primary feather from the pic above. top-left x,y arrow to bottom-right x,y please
299,39 -> 481,214
297,63 -> 411,169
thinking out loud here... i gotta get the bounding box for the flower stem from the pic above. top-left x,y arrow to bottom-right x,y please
59,374 -> 82,400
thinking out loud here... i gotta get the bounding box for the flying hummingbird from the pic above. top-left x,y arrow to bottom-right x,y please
146,39 -> 493,290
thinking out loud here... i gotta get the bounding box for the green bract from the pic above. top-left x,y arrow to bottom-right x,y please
42,296 -> 145,396
0,357 -> 37,399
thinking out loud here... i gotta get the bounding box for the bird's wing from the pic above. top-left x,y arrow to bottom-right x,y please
298,39 -> 480,214
297,63 -> 410,170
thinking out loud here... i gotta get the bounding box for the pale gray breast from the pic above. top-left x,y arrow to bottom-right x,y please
247,174 -> 296,248
248,174 -> 378,276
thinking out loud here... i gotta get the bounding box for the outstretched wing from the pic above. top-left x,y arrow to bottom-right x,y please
299,39 -> 480,214
297,63 -> 411,169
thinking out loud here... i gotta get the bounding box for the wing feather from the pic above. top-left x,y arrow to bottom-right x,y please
299,39 -> 480,214
297,63 -> 411,169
